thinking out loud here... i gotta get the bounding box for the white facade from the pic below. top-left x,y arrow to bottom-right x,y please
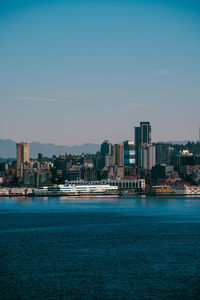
172,185 -> 200,195
82,179 -> 145,190
40,181 -> 118,194
58,184 -> 118,193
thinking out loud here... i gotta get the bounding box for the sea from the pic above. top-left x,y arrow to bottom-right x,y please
0,196 -> 200,299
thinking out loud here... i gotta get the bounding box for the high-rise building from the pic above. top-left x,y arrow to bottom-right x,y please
100,140 -> 112,156
113,144 -> 124,167
105,155 -> 114,167
134,122 -> 152,166
123,140 -> 135,165
134,127 -> 141,166
141,144 -> 156,170
38,153 -> 44,162
100,141 -> 125,179
155,143 -> 171,165
100,140 -> 112,169
16,142 -> 30,176
140,122 -> 151,144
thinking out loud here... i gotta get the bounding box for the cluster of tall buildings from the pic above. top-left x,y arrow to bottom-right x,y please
0,121 -> 199,188
14,121 -> 161,185
99,141 -> 124,178
16,142 -> 51,186
14,122 -> 171,185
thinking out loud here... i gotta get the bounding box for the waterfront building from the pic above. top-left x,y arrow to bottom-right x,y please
101,179 -> 145,190
152,185 -> 172,195
69,179 -> 145,191
172,185 -> 200,195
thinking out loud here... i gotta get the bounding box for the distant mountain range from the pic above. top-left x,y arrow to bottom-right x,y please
0,139 -> 100,159
0,138 -> 195,159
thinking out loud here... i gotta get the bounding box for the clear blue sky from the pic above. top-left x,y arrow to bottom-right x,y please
0,0 -> 200,145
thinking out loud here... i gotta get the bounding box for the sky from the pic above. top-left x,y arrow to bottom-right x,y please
0,0 -> 200,145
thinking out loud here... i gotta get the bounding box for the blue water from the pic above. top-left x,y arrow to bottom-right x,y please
0,196 -> 200,299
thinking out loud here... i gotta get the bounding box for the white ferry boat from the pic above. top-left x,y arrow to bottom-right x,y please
35,181 -> 118,196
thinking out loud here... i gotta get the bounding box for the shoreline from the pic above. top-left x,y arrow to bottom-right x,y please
1,193 -> 200,197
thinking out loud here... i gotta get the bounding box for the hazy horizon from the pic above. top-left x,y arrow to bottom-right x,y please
0,137 -> 197,147
1,0 -> 200,145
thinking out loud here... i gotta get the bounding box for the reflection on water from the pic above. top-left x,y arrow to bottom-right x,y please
0,196 -> 200,220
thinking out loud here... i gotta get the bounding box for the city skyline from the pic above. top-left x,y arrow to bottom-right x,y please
1,0 -> 200,145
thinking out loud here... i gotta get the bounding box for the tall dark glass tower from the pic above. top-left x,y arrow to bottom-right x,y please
140,122 -> 151,144
100,140 -> 112,169
134,122 -> 152,166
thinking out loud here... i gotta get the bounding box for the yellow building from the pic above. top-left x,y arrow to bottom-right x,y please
153,185 -> 171,195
